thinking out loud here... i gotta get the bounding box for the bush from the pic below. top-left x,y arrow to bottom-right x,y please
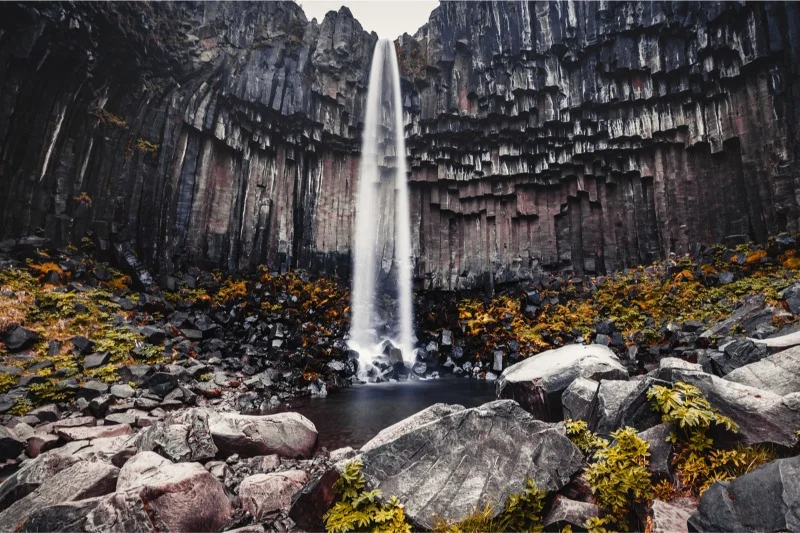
323,460 -> 411,533
432,478 -> 546,533
647,381 -> 775,495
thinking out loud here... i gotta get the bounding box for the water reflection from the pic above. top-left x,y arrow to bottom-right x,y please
273,378 -> 497,449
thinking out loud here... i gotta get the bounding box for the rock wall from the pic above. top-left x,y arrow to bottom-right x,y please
1,1 -> 799,289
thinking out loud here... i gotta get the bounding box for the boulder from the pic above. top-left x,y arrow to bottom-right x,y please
748,329 -> 800,350
707,340 -> 769,376
0,425 -> 25,460
4,326 -> 38,352
361,403 -> 465,452
147,372 -> 178,396
638,424 -> 674,478
587,380 -> 640,436
688,456 -> 800,532
666,368 -> 800,448
496,344 -> 628,421
649,498 -> 696,533
289,469 -> 340,531
83,352 -> 111,370
113,451 -> 233,531
17,497 -> 105,532
109,384 -> 135,399
354,400 -> 583,529
136,409 -> 217,462
26,433 -> 59,457
724,346 -> 800,395
117,364 -> 154,387
561,377 -> 598,422
0,460 -> 119,528
0,453 -> 80,509
543,496 -> 600,530
239,470 -> 308,519
208,411 -> 317,458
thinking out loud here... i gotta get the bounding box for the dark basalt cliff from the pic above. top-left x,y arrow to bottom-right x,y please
1,1 -> 799,289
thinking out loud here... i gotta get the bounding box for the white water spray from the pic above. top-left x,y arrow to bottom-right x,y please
349,39 -> 415,377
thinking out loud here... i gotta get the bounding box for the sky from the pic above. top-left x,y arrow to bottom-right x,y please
297,0 -> 439,39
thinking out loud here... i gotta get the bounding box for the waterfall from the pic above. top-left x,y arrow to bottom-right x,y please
349,39 -> 415,378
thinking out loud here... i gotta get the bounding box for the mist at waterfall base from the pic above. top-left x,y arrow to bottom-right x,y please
348,39 -> 415,380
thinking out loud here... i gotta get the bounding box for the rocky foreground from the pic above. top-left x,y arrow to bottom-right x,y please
1,236 -> 800,531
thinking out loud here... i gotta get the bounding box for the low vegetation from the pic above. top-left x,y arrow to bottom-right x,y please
323,460 -> 411,533
563,381 -> 783,532
457,238 -> 800,362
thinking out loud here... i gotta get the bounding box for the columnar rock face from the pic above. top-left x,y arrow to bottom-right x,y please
1,2 -> 799,288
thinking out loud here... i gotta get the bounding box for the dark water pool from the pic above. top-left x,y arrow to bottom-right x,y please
274,378 -> 497,449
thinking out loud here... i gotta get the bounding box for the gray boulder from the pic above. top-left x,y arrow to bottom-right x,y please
0,460 -> 119,529
0,453 -> 80,509
361,403 -> 465,452
113,451 -> 232,531
688,456 -> 800,532
706,340 -> 769,376
496,344 -> 628,421
724,346 -> 800,395
587,380 -> 640,436
561,377 -> 598,422
650,498 -> 696,533
543,496 -> 600,530
637,424 -> 674,478
353,400 -> 583,529
208,411 -> 317,458
136,408 -> 217,462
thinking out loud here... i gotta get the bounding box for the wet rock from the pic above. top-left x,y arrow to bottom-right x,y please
354,400 -> 582,529
724,346 -> 800,395
239,470 -> 308,519
650,498 -> 696,533
496,344 -> 628,421
688,456 -> 800,532
0,460 -> 119,528
543,496 -> 600,530
561,377 -> 598,421
780,283 -> 800,315
3,326 -> 38,352
208,411 -> 317,458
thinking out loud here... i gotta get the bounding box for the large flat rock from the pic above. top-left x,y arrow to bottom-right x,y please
354,400 -> 583,529
496,344 -> 628,421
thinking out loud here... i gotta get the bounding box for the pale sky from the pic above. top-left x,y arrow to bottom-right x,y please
297,0 -> 439,39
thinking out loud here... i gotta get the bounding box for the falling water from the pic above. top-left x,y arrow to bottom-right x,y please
349,39 -> 415,377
